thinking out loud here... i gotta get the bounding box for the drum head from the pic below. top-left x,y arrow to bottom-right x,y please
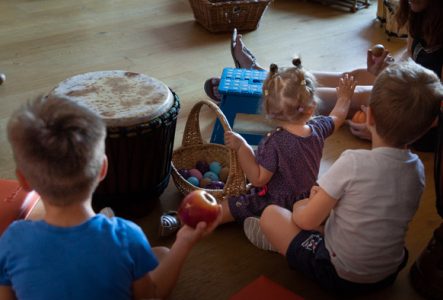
49,70 -> 173,127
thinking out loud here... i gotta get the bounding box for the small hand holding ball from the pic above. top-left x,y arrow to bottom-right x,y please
351,110 -> 367,124
0,73 -> 5,85
178,190 -> 221,228
371,44 -> 385,57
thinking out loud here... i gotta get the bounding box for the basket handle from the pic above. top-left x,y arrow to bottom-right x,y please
182,99 -> 232,147
182,100 -> 247,198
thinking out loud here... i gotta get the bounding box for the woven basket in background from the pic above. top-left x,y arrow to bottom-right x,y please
171,100 -> 247,202
189,0 -> 272,33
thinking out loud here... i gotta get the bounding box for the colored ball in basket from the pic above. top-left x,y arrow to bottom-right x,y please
187,176 -> 200,187
351,110 -> 366,124
189,168 -> 203,180
371,44 -> 385,57
199,177 -> 212,188
178,190 -> 221,228
219,167 -> 229,182
196,160 -> 210,175
209,161 -> 222,175
203,171 -> 219,182
205,181 -> 225,190
178,169 -> 191,179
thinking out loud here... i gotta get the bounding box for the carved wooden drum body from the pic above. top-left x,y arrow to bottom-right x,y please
50,70 -> 180,216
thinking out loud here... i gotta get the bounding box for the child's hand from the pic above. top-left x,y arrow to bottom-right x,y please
347,120 -> 371,140
309,185 -> 320,199
346,105 -> 372,140
224,131 -> 245,151
175,204 -> 222,247
367,48 -> 395,77
336,74 -> 357,101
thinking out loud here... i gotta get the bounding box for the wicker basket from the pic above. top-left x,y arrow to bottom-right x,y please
171,100 -> 247,202
189,0 -> 272,33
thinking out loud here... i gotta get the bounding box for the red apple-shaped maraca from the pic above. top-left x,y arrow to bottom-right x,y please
178,190 -> 221,228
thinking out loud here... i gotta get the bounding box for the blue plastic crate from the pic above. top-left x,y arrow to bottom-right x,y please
211,68 -> 268,145
218,68 -> 268,96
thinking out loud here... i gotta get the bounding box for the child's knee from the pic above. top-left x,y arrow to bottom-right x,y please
260,205 -> 281,226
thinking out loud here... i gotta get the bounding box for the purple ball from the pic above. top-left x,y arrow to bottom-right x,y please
205,181 -> 225,190
178,168 -> 191,179
195,160 -> 210,174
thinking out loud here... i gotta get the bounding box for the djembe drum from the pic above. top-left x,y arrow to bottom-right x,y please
49,70 -> 180,217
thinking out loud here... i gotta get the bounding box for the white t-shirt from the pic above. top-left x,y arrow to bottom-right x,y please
318,147 -> 424,283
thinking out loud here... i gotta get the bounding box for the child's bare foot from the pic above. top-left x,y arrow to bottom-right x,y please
231,28 -> 264,70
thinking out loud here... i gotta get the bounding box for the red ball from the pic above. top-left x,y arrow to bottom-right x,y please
178,190 -> 221,228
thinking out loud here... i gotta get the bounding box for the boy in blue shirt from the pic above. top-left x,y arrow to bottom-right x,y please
0,95 -> 220,300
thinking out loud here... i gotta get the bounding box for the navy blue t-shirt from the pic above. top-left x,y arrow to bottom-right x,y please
0,215 -> 158,300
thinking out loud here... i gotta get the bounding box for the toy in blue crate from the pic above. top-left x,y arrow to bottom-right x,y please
210,68 -> 268,145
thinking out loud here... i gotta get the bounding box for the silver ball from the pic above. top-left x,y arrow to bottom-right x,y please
0,73 -> 5,85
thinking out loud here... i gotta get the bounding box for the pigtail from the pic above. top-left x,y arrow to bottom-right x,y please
292,56 -> 302,69
269,63 -> 279,75
262,58 -> 317,122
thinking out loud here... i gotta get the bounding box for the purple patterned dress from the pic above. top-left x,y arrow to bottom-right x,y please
228,116 -> 334,222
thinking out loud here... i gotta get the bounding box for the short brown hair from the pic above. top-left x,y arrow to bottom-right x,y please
262,58 -> 317,122
7,95 -> 106,205
370,60 -> 442,147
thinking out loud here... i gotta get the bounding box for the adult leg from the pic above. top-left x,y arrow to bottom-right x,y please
259,205 -> 303,255
313,69 -> 376,87
231,34 -> 376,87
316,85 -> 372,118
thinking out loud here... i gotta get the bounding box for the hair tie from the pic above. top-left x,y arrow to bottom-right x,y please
300,80 -> 306,86
297,106 -> 304,112
264,90 -> 269,96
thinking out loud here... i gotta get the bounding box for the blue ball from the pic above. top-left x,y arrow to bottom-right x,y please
209,161 -> 222,175
187,176 -> 200,186
203,171 -> 219,181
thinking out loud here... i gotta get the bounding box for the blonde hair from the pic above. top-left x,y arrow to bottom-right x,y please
262,58 -> 317,122
7,95 -> 106,206
370,59 -> 443,147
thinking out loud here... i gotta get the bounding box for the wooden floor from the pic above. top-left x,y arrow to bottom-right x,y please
1,0 -> 440,299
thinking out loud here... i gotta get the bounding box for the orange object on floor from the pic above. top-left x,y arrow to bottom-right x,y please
0,179 -> 40,235
229,275 -> 304,300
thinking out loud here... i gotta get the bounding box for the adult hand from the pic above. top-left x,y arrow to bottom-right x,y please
367,48 -> 395,77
